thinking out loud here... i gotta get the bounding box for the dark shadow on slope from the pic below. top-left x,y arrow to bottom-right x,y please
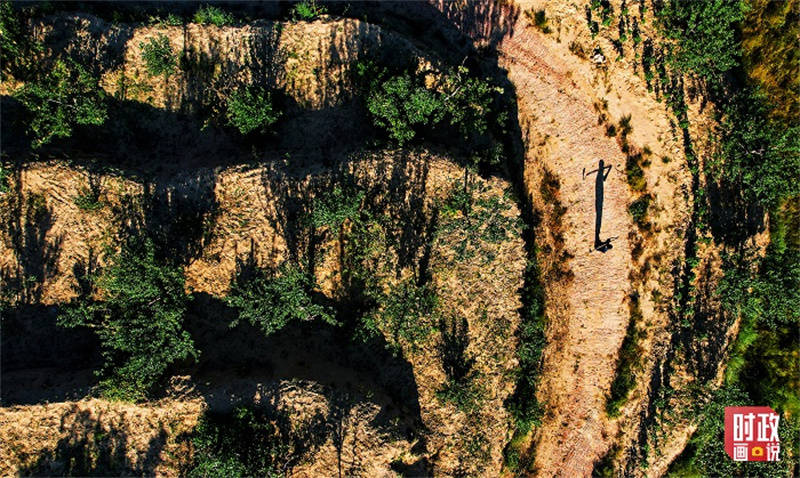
114,169 -> 220,266
351,151 -> 437,279
33,13 -> 135,77
18,405 -> 168,477
0,303 -> 101,406
0,171 -> 63,303
707,178 -> 765,248
185,292 -> 424,442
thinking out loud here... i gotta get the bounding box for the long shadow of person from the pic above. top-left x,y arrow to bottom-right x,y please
584,159 -> 614,252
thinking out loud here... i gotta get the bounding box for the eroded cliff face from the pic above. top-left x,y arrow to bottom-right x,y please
1,14 -> 528,476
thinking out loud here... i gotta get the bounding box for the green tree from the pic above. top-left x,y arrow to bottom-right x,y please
140,33 -> 176,77
0,0 -> 34,79
439,66 -> 503,143
58,239 -> 197,401
226,263 -> 335,336
366,73 -> 443,144
657,0 -> 745,80
226,85 -> 281,135
13,59 -> 107,148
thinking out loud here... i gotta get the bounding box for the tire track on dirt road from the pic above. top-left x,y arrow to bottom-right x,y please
499,27 -> 634,477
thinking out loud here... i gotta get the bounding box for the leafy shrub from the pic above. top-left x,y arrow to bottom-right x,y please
226,85 -> 281,135
526,9 -> 551,34
628,194 -> 651,228
363,65 -> 504,167
625,153 -> 646,192
166,13 -> 182,26
438,66 -> 505,146
58,238 -> 197,401
13,59 -> 107,148
292,0 -> 326,21
140,33 -> 176,77
190,406 -> 325,477
0,163 -> 10,194
366,73 -> 442,144
226,262 -> 335,336
309,185 -> 364,230
193,4 -> 234,26
73,186 -> 104,211
657,0 -> 744,81
0,0 -> 35,79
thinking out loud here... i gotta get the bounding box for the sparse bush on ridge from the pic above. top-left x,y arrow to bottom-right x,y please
362,277 -> 439,351
73,185 -> 104,211
526,9 -> 551,34
628,194 -> 651,228
605,292 -> 644,416
193,4 -> 234,26
292,0 -> 326,21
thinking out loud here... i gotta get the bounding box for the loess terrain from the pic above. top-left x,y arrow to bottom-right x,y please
1,1 -> 797,477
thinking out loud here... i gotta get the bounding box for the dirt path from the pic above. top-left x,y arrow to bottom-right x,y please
499,26 -> 634,478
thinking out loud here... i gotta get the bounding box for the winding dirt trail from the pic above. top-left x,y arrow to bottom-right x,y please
499,24 -> 634,478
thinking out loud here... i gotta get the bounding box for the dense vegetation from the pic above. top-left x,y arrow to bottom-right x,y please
226,262 -> 335,336
58,239 -> 197,401
192,4 -> 234,26
654,0 -> 799,475
13,59 -> 107,148
363,65 -> 506,170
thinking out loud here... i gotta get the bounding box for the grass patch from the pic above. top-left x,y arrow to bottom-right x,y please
73,185 -> 104,211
